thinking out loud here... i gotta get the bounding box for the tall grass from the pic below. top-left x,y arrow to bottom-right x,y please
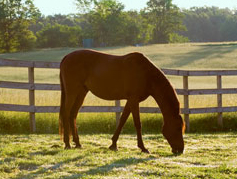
0,43 -> 237,134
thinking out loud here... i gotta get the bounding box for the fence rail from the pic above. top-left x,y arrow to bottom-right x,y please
1,58 -> 237,132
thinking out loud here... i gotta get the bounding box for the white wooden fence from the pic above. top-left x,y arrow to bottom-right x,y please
1,58 -> 237,132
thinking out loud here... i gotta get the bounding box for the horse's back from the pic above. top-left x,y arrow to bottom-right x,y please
60,50 -> 155,100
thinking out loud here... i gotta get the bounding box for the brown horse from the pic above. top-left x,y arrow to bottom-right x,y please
59,49 -> 185,154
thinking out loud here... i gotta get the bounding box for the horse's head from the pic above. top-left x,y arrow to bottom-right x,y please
162,115 -> 185,154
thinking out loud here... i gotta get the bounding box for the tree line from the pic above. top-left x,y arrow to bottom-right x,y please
0,0 -> 237,53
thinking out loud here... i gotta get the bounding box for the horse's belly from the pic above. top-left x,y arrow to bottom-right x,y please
85,77 -> 127,100
90,90 -> 125,100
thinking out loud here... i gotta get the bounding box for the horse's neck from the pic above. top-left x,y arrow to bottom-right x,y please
151,76 -> 180,120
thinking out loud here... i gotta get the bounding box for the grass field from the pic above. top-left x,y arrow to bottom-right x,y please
0,43 -> 237,133
0,43 -> 237,178
0,133 -> 236,179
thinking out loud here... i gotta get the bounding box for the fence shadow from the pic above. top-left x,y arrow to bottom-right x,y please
9,140 -> 178,179
10,151 -> 157,179
166,44 -> 237,68
10,155 -> 84,179
65,156 -> 156,179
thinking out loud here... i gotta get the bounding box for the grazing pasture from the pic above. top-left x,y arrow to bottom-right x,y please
0,134 -> 236,178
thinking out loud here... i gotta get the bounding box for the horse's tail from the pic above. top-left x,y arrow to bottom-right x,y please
59,55 -> 68,140
59,71 -> 65,140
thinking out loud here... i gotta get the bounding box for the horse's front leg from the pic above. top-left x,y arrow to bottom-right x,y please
109,102 -> 131,151
130,101 -> 149,153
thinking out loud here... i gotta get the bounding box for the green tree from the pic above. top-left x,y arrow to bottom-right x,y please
181,7 -> 237,42
36,23 -> 82,48
146,0 -> 187,43
0,0 -> 40,52
76,0 -> 143,46
84,0 -> 125,46
124,10 -> 153,45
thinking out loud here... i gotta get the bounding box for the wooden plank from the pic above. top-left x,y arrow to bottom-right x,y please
2,80 -> 237,94
35,106 -> 160,113
0,81 -> 60,90
189,107 -> 220,114
0,104 -> 34,112
161,69 -> 188,76
162,69 -> 237,76
189,107 -> 237,114
1,103 -> 237,114
0,59 -> 34,67
140,107 -> 161,113
35,84 -> 60,90
187,70 -> 237,76
188,88 -> 237,95
0,81 -> 33,90
221,106 -> 237,113
175,89 -> 187,95
34,106 -> 124,113
15,106 -> 160,114
0,105 -> 159,114
2,80 -> 235,94
34,61 -> 60,68
0,59 -> 60,68
36,106 -> 60,113
80,106 -> 123,113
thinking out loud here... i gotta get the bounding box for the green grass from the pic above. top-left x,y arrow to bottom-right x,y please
0,133 -> 236,178
1,112 -> 236,134
1,42 -> 237,69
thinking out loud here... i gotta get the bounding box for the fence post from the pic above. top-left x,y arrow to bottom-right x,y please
115,100 -> 121,127
217,75 -> 223,128
28,67 -> 36,133
183,75 -> 190,132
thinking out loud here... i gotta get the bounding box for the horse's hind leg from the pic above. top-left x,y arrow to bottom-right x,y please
63,93 -> 76,149
69,88 -> 88,148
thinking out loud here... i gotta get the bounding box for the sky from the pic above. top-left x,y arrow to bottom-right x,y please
34,0 -> 237,16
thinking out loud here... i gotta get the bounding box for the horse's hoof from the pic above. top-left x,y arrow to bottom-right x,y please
64,146 -> 71,150
109,145 -> 118,151
75,145 -> 82,149
172,148 -> 183,155
142,148 -> 150,154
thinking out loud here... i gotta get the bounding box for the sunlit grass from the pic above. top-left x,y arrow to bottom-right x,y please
0,133 -> 236,178
1,42 -> 237,69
